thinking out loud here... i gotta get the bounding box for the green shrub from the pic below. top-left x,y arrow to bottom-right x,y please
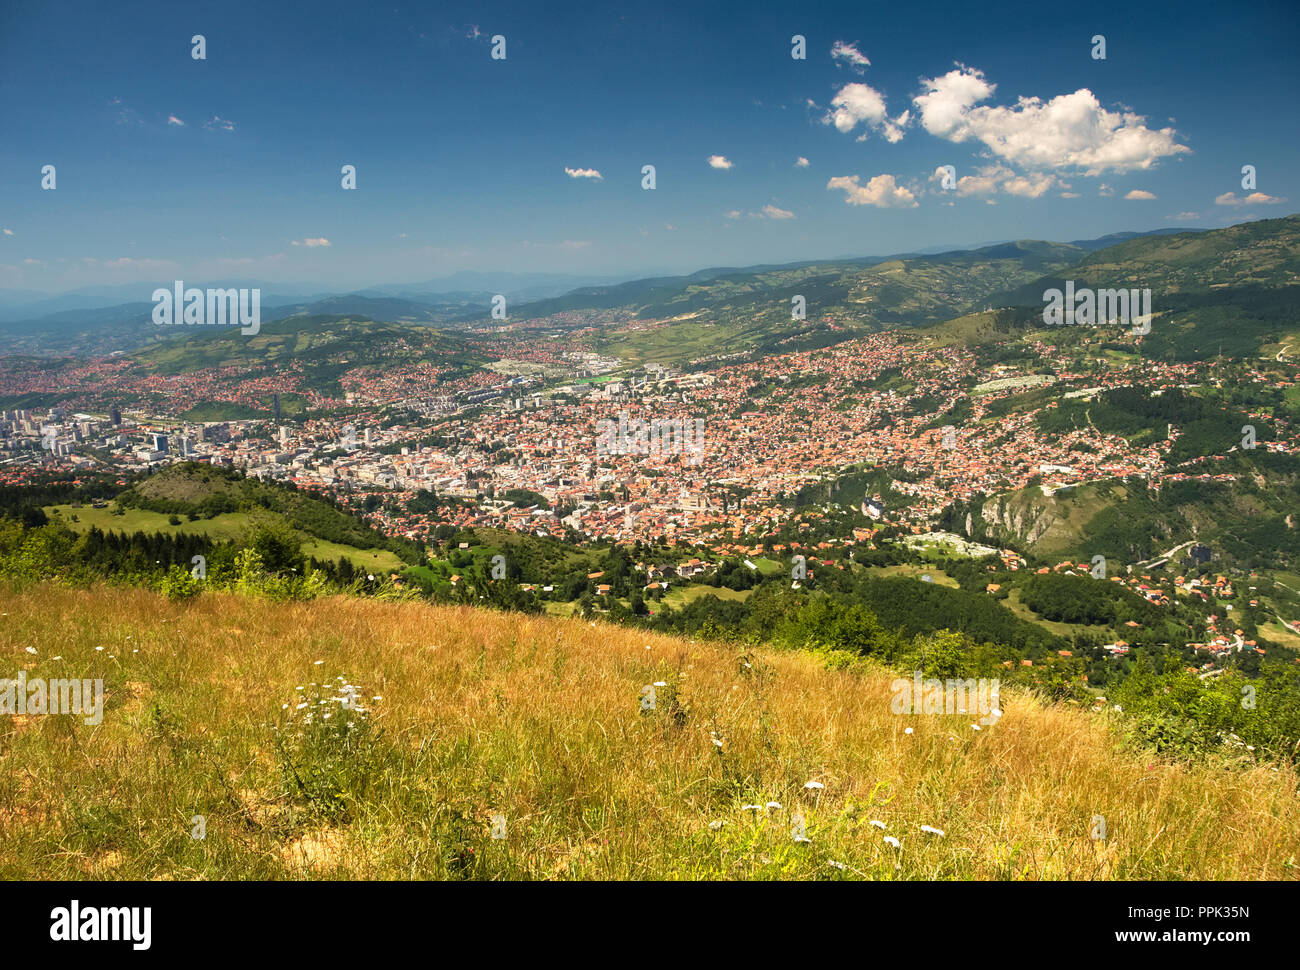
160,563 -> 202,601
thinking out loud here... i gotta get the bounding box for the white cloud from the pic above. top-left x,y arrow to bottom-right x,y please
880,110 -> 910,143
913,66 -> 1188,175
947,164 -> 1058,198
825,82 -> 886,132
951,167 -> 1002,196
1098,184 -> 1114,197
1165,211 -> 1199,221
520,239 -> 591,250
564,167 -> 603,180
795,156 -> 810,168
824,83 -> 910,143
1214,191 -> 1285,207
1060,191 -> 1080,199
708,155 -> 734,170
80,256 -> 177,271
1,228 -> 12,236
291,238 -> 331,247
1125,189 -> 1157,200
167,115 -> 186,126
1002,171 -> 1058,197
727,205 -> 796,220
202,116 -> 236,132
913,66 -> 996,140
827,173 -> 917,208
831,41 -> 871,71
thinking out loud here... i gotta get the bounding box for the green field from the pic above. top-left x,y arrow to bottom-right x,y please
44,502 -> 404,572
300,540 -> 405,574
661,584 -> 753,609
867,564 -> 959,587
45,504 -> 263,542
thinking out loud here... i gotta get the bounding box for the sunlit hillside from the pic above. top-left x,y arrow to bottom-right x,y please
1,582 -> 1296,880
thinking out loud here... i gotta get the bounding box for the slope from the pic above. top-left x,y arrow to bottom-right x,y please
2,582 -> 1295,879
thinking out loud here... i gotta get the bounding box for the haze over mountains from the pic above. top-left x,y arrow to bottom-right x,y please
0,270 -> 632,318
0,223 -> 1259,358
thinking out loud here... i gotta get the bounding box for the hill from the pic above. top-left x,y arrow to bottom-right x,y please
8,219 -> 1295,370
987,215 -> 1300,360
131,314 -> 485,398
43,463 -> 421,573
2,581 -> 1295,879
968,381 -> 1300,570
513,218 -> 1300,366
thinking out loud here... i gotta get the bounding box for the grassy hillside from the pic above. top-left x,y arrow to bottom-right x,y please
531,243 -> 1088,366
2,582 -> 1296,879
40,464 -> 420,573
43,505 -> 407,574
122,463 -> 417,560
979,452 -> 1300,569
132,314 -> 485,397
990,215 -> 1300,360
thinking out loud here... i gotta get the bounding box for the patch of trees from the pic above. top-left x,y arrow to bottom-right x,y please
1020,572 -> 1156,626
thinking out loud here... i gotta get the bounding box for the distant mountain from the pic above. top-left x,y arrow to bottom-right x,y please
0,281 -> 329,321
479,239 -> 1086,327
269,294 -> 478,325
987,214 -> 1300,360
355,270 -> 628,303
0,272 -> 634,354
132,314 -> 485,399
0,272 -> 627,322
2,219 -> 1293,360
1066,227 -> 1201,251
0,301 -> 159,355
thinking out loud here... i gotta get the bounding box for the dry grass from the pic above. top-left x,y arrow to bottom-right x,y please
0,581 -> 1296,880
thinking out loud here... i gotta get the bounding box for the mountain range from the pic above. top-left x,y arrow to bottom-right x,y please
2,223 -> 1279,359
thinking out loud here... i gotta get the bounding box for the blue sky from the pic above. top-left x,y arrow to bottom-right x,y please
1,0 -> 1296,293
